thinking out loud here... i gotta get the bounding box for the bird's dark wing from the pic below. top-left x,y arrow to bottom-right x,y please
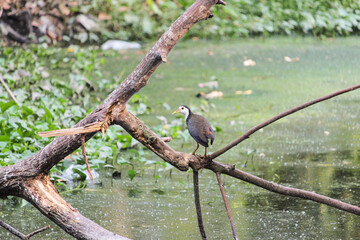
188,115 -> 215,147
188,120 -> 207,147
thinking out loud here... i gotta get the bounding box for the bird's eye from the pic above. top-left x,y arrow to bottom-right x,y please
181,107 -> 184,110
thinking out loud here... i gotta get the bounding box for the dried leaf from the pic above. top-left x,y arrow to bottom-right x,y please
197,91 -> 223,99
284,56 -> 300,62
235,90 -> 252,95
243,59 -> 256,67
98,12 -> 111,20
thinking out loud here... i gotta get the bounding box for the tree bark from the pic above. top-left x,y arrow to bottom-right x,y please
193,171 -> 207,240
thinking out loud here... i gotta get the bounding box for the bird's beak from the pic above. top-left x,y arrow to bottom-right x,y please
172,108 -> 180,115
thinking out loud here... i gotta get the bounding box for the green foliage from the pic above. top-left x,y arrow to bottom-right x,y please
128,169 -> 137,181
72,0 -> 360,41
0,45 -> 169,190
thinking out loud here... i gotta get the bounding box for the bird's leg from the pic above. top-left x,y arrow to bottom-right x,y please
204,147 -> 207,158
192,143 -> 199,155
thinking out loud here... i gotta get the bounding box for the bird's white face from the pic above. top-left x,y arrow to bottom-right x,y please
173,105 -> 190,119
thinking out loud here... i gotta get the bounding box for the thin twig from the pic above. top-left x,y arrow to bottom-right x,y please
0,219 -> 25,239
209,83 -> 360,160
26,225 -> 51,239
216,172 -> 238,240
0,74 -> 21,107
0,219 -> 50,240
193,170 -> 207,240
81,134 -> 93,182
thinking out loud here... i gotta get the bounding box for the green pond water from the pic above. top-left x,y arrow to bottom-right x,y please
1,37 -> 360,239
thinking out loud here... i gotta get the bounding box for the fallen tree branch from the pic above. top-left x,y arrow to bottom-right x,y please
21,174 -> 130,240
0,219 -> 50,240
209,83 -> 360,160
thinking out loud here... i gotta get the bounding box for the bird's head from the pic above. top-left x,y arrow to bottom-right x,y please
172,105 -> 190,119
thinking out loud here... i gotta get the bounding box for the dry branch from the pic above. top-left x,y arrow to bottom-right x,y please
81,134 -> 94,182
207,161 -> 360,215
38,122 -> 103,137
216,173 -> 238,240
0,219 -> 50,240
20,174 -> 130,240
193,171 -> 207,240
0,74 -> 21,107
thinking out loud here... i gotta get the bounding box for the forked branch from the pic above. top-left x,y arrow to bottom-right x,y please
0,219 -> 50,240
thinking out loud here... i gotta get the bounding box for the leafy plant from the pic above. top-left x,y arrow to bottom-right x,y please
0,45 -> 170,191
76,0 -> 360,40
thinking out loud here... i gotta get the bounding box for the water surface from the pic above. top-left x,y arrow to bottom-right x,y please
1,37 -> 360,239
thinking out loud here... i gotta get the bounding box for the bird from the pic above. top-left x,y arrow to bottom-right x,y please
173,105 -> 215,157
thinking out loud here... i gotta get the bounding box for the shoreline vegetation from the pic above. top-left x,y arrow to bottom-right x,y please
1,0 -> 360,45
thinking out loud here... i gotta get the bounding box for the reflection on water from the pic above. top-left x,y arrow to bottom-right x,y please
1,149 -> 360,239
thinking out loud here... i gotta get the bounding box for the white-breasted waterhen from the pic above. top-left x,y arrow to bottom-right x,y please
173,105 -> 215,157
